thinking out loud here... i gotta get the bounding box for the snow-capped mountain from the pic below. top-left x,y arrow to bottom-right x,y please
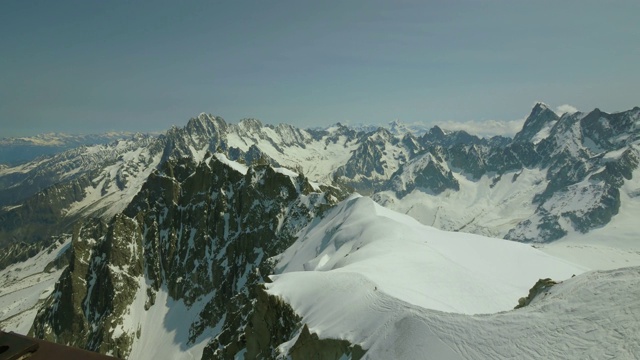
0,102 -> 639,359
28,152 -> 345,358
345,119 -> 432,137
0,133 -> 161,260
374,103 -> 640,242
4,103 -> 636,248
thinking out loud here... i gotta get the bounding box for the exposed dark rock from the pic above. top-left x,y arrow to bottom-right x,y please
0,175 -> 92,250
214,285 -> 366,360
513,102 -> 559,143
515,278 -> 558,309
31,214 -> 144,358
31,153 -> 346,357
289,324 -> 365,360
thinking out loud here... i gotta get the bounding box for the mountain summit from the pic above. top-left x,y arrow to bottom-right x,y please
513,102 -> 560,143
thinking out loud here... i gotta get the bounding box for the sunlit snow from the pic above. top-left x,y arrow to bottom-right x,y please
266,196 -> 639,359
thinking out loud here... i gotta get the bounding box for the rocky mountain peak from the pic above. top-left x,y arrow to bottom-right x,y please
186,114 -> 227,137
268,123 -> 312,147
369,127 -> 393,143
387,151 -> 459,198
238,118 -> 264,132
388,119 -> 407,134
422,125 -> 446,144
513,102 -> 560,143
532,101 -> 550,113
310,122 -> 360,145
325,122 -> 351,134
422,127 -> 481,147
29,151 -> 346,357
401,132 -> 421,155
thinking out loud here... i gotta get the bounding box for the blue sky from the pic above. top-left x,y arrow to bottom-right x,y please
1,0 -> 638,137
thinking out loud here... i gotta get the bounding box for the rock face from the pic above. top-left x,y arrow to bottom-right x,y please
514,278 -> 558,309
387,150 -> 459,197
333,128 -> 413,193
31,216 -> 143,358
30,152 -> 345,358
0,176 -> 92,251
220,285 -> 366,360
233,285 -> 303,359
376,104 -> 640,242
0,134 -> 159,208
513,103 -> 560,143
287,324 -> 365,360
504,105 -> 640,241
0,133 -> 162,256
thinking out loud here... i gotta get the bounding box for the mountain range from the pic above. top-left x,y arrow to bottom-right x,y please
0,132 -> 140,166
0,103 -> 639,359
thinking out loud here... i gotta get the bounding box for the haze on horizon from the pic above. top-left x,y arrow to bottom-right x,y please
1,0 -> 638,138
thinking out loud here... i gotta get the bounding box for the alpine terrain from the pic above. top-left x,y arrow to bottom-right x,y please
1,103 -> 639,359
0,132 -> 138,166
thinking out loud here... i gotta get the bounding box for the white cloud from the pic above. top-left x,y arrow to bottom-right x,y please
555,104 -> 579,116
435,118 -> 525,138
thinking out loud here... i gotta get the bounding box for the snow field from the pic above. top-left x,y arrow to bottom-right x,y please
274,195 -> 585,314
375,167 -> 550,239
266,195 -> 640,359
126,281 -> 219,360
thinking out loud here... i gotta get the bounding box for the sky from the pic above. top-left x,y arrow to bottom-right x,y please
1,0 -> 639,137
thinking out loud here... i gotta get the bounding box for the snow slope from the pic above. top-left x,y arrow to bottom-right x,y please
0,238 -> 70,334
539,165 -> 640,269
374,168 -> 549,239
271,195 -> 584,315
65,146 -> 163,219
228,128 -> 359,184
266,196 -> 639,359
125,280 -> 219,360
268,266 -> 640,359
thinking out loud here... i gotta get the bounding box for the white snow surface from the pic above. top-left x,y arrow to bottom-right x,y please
270,266 -> 640,360
66,146 -> 162,219
530,119 -> 557,144
126,281 -> 220,360
267,196 -> 639,359
213,153 -> 248,175
225,126 -> 359,184
271,195 -> 584,315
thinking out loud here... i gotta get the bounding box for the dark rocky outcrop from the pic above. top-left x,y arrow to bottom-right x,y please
288,324 -> 365,360
513,103 -> 559,143
213,285 -> 366,360
31,153 -> 346,358
515,278 -> 558,309
0,175 -> 92,251
31,215 -> 144,358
